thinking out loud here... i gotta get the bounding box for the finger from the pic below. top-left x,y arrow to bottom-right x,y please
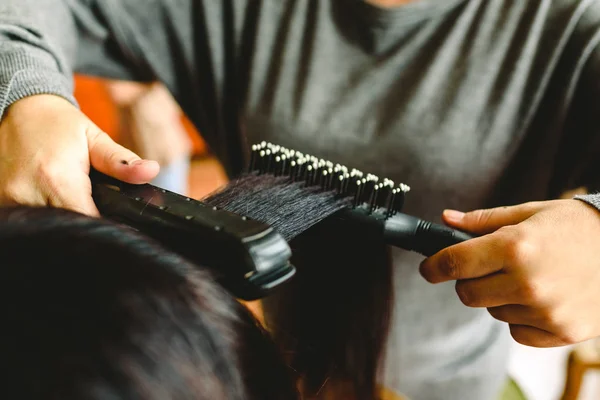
487,304 -> 557,333
442,202 -> 545,235
46,174 -> 100,217
52,193 -> 99,217
56,189 -> 100,218
509,324 -> 569,348
86,129 -> 160,184
419,234 -> 503,283
454,272 -> 520,308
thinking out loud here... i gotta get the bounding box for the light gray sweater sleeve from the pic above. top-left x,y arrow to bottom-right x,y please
0,0 -> 244,174
575,193 -> 600,209
0,0 -> 80,120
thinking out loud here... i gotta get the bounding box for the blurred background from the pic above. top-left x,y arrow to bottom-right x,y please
74,74 -> 600,400
74,74 -> 228,200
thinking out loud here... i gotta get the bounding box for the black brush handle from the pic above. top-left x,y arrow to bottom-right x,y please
383,213 -> 475,257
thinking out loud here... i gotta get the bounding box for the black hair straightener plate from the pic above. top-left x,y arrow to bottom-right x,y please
90,169 -> 295,301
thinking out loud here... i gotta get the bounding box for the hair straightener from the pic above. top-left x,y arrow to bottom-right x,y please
90,142 -> 474,300
90,168 -> 295,301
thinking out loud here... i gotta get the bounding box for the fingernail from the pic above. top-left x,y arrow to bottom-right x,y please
443,209 -> 465,222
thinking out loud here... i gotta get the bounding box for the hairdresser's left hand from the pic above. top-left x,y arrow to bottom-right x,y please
419,199 -> 600,348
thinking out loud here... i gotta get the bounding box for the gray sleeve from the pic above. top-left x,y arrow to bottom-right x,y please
0,0 -> 258,176
0,0 -> 80,120
575,193 -> 600,210
0,0 -> 164,122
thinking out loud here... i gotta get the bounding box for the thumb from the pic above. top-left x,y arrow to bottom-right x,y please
442,202 -> 544,235
86,129 -> 160,184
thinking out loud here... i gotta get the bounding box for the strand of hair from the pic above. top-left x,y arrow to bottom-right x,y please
247,141 -> 411,217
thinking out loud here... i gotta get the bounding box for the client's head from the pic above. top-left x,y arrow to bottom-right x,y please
0,206 -> 297,400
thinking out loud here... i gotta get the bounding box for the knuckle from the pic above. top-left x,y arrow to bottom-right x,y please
85,126 -> 106,147
36,162 -> 68,193
455,281 -> 476,306
537,308 -> 557,327
35,161 -> 60,182
558,330 -> 581,345
0,181 -> 23,203
441,250 -> 462,280
503,229 -> 538,267
518,279 -> 544,304
557,324 -> 589,345
103,146 -> 122,163
468,209 -> 493,227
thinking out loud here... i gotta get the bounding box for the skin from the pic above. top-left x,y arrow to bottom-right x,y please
420,200 -> 600,348
0,94 -> 159,216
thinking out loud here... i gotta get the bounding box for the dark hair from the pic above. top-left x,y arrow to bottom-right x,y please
205,173 -> 394,400
0,206 -> 298,400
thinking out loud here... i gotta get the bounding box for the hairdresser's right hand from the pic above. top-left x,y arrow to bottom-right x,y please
0,94 -> 160,216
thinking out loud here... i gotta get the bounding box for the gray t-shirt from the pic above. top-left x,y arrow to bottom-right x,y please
3,1 -> 600,399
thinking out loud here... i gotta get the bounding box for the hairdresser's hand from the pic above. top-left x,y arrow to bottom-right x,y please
0,95 -> 159,216
419,199 -> 600,348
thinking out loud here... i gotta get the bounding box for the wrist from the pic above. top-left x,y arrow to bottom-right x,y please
0,48 -> 78,121
3,94 -> 75,120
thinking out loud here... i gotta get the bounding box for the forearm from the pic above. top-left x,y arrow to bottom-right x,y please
0,0 -> 79,120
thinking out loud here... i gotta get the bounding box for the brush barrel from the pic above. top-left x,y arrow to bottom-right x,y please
383,213 -> 475,257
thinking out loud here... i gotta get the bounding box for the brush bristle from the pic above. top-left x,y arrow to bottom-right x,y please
203,174 -> 351,241
248,141 -> 410,218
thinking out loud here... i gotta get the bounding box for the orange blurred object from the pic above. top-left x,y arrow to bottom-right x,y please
73,74 -> 119,139
73,74 -> 207,155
